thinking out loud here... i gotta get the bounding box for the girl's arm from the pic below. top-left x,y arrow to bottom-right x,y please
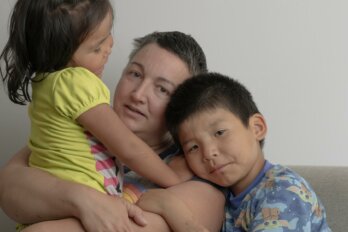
77,103 -> 181,187
22,208 -> 172,232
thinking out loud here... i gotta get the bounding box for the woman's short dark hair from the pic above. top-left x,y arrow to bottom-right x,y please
129,31 -> 207,76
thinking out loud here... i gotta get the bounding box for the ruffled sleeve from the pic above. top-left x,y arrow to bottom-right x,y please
52,67 -> 110,120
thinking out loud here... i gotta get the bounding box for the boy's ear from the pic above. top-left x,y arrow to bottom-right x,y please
249,113 -> 267,141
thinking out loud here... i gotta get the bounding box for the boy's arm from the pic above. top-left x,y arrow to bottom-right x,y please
136,189 -> 209,232
77,103 -> 181,187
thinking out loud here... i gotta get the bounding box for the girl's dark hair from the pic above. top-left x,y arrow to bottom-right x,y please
0,0 -> 113,104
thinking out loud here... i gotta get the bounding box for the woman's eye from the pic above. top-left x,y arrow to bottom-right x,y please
156,85 -> 171,96
129,71 -> 141,78
159,86 -> 170,95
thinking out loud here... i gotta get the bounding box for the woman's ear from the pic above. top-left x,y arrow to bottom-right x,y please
249,113 -> 267,141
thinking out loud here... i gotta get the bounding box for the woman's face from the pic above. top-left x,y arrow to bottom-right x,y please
113,43 -> 191,147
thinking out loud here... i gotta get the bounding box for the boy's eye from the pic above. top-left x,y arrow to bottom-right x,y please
94,48 -> 101,53
215,129 -> 226,137
186,144 -> 198,154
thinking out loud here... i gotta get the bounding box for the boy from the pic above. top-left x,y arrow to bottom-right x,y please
137,72 -> 331,231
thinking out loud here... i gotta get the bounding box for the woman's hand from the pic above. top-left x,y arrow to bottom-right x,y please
136,189 -> 168,215
75,189 -> 147,232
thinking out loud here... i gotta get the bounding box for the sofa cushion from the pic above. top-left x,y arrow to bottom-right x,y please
290,166 -> 348,232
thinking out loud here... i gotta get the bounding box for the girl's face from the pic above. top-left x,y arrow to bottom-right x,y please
69,11 -> 113,77
113,43 -> 191,148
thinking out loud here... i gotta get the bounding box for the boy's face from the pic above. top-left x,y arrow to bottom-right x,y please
178,107 -> 267,195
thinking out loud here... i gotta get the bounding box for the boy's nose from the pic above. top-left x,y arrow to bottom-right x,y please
202,144 -> 218,162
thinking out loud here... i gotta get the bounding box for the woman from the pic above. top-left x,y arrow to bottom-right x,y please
0,31 -> 225,232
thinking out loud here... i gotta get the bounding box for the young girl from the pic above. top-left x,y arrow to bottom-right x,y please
0,0 -> 180,201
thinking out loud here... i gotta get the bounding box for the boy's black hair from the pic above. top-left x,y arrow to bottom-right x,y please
165,72 -> 265,147
0,0 -> 113,105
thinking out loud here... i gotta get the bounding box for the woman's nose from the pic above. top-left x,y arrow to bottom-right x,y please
131,82 -> 147,103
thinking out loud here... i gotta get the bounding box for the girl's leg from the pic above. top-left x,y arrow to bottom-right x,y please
21,218 -> 84,232
21,214 -> 171,232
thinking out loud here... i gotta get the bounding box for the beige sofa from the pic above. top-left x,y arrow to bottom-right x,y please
289,166 -> 347,232
1,166 -> 347,231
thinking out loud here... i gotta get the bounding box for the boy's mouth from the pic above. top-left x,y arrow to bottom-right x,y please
210,162 -> 232,174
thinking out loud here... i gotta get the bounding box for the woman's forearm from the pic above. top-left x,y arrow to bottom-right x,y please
167,180 -> 226,232
137,189 -> 207,232
137,180 -> 225,232
0,146 -> 82,223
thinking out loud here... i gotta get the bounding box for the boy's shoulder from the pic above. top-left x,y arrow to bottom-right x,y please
251,164 -> 317,203
224,164 -> 331,232
262,164 -> 306,187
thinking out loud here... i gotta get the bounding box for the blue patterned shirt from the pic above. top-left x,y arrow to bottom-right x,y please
221,163 -> 331,232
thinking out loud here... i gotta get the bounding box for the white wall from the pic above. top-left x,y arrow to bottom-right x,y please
1,0 -> 348,167
97,0 -> 348,167
1,0 -> 347,229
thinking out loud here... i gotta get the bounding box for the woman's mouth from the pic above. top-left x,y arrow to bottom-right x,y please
124,105 -> 146,118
